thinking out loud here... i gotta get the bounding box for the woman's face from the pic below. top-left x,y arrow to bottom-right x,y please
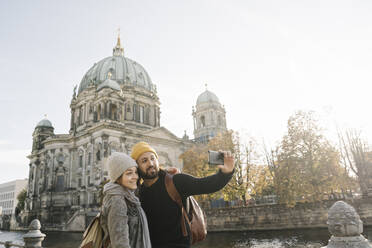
118,167 -> 139,190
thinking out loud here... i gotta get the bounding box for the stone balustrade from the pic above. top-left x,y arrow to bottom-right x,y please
0,219 -> 45,248
322,201 -> 371,248
205,197 -> 372,232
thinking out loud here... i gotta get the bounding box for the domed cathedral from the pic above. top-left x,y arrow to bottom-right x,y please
23,36 -> 191,231
192,86 -> 227,143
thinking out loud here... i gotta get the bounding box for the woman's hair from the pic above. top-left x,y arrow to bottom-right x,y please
99,179 -> 110,205
115,174 -> 123,184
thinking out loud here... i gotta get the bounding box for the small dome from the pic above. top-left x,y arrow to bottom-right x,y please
196,90 -> 220,105
97,78 -> 121,91
36,118 -> 53,128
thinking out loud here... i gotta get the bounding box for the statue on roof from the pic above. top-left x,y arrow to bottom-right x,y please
73,85 -> 77,99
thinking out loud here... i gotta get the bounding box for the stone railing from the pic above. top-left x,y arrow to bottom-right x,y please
323,201 -> 372,248
205,197 -> 372,232
322,201 -> 372,248
0,219 -> 45,248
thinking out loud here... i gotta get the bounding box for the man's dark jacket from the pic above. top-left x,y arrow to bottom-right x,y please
139,169 -> 233,248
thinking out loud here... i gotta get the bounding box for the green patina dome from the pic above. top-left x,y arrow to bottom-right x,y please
36,118 -> 53,128
196,90 -> 220,105
78,37 -> 156,94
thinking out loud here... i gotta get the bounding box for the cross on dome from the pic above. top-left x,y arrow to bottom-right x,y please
113,29 -> 124,56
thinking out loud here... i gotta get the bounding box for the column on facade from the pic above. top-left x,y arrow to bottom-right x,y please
153,106 -> 157,127
106,101 -> 110,119
84,103 -> 88,123
108,100 -> 112,120
69,149 -> 75,189
81,106 -> 84,125
133,102 -> 137,121
32,164 -> 38,197
193,112 -> 196,131
121,102 -> 127,121
157,107 -> 160,126
27,164 -> 33,197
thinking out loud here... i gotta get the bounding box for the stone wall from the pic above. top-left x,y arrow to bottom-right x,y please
205,197 -> 372,232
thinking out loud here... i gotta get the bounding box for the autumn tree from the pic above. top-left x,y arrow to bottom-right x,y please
181,131 -> 264,205
266,111 -> 355,206
180,142 -> 221,202
15,188 -> 27,216
250,165 -> 275,199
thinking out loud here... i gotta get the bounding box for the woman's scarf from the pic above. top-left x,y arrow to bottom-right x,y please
122,187 -> 152,248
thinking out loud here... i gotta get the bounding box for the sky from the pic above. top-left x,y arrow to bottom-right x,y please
0,0 -> 372,184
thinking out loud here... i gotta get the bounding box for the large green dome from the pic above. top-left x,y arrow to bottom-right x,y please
78,38 -> 156,94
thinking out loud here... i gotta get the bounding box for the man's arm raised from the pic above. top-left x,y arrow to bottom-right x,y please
173,151 -> 235,197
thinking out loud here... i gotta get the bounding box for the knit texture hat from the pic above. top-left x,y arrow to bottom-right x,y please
107,152 -> 138,183
131,142 -> 158,161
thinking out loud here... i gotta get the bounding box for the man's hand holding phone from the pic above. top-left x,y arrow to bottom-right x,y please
208,150 -> 234,174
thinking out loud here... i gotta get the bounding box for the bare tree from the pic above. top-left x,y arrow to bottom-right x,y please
338,129 -> 372,196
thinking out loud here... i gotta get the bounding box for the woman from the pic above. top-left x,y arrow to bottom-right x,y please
101,152 -> 151,248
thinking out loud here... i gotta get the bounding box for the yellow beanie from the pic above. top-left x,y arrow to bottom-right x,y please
131,142 -> 158,161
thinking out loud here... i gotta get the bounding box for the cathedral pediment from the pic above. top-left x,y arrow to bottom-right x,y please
143,127 -> 181,141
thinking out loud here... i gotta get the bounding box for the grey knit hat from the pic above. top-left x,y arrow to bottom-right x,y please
107,152 -> 138,183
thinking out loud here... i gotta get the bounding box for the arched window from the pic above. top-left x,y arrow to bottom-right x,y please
109,68 -> 115,79
200,115 -> 205,128
79,155 -> 83,168
217,115 -> 222,126
55,166 -> 65,192
96,149 -> 101,161
56,175 -> 65,192
133,104 -> 138,121
79,106 -> 83,124
111,104 -> 118,120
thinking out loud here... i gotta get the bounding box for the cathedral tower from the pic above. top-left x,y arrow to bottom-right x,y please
32,118 -> 54,153
192,87 -> 227,142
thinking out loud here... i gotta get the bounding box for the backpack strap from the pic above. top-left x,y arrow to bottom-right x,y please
164,173 -> 191,237
103,237 -> 110,248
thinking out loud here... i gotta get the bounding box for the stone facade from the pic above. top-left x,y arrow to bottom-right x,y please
23,38 -> 193,231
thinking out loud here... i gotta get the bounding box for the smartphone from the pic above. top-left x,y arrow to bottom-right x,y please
208,151 -> 224,165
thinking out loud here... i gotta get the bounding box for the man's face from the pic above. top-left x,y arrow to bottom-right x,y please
137,152 -> 159,179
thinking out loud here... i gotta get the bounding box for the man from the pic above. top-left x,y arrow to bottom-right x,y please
131,141 -> 234,248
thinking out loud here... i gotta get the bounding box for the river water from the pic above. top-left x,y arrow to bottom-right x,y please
1,227 -> 372,248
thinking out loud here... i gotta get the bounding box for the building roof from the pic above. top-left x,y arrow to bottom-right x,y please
196,90 -> 220,105
36,118 -> 53,128
78,37 -> 155,94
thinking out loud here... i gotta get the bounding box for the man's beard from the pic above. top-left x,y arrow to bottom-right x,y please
138,166 -> 159,179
